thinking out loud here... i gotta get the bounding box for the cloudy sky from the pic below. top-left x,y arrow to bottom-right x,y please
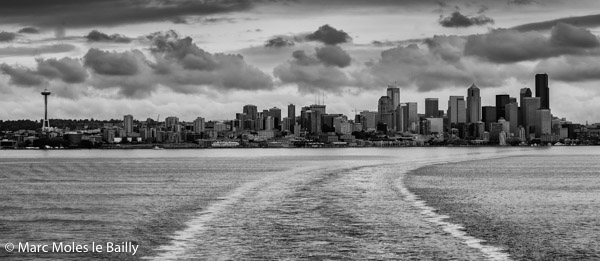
1,0 -> 600,124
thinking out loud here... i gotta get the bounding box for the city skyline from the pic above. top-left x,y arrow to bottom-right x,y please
1,1 -> 600,124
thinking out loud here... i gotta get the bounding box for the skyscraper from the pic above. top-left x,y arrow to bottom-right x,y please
482,106 -> 496,131
269,107 -> 282,129
425,98 -> 439,118
505,102 -> 518,134
243,104 -> 258,120
535,108 -> 551,137
406,102 -> 418,132
466,84 -> 481,123
377,96 -> 393,129
287,104 -> 295,119
124,114 -> 134,135
519,88 -> 532,126
387,86 -> 400,109
194,117 -> 205,133
523,97 -> 541,137
535,74 -> 550,109
495,94 -> 510,121
448,96 -> 466,125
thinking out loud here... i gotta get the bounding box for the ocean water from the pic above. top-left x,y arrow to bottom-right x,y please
0,147 -> 597,260
406,149 -> 600,260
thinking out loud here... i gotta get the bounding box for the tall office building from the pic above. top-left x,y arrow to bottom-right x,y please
535,108 -> 551,137
466,84 -> 481,123
193,117 -> 205,133
425,98 -> 439,118
287,104 -> 296,131
482,106 -> 496,131
243,104 -> 258,120
165,116 -> 179,131
535,74 -> 550,109
504,102 -> 518,134
523,97 -> 541,136
406,102 -> 418,132
448,96 -> 466,125
519,88 -> 532,126
287,104 -> 295,119
123,114 -> 133,135
269,107 -> 282,129
309,104 -> 326,115
395,106 -> 404,132
360,111 -> 377,131
377,96 -> 393,129
495,94 -> 510,121
387,86 -> 400,109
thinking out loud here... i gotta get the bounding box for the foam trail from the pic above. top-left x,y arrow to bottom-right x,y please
396,159 -> 512,261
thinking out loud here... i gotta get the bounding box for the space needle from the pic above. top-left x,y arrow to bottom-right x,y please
41,88 -> 51,131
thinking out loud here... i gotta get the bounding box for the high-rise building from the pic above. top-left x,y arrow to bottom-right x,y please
535,108 -> 551,137
387,86 -> 400,109
269,107 -> 281,129
425,98 -> 439,118
360,111 -> 377,131
448,96 -> 466,125
193,117 -> 205,133
124,114 -> 133,135
378,96 -> 393,129
482,106 -> 496,131
406,102 -> 418,132
505,102 -> 518,134
496,94 -> 510,121
535,74 -> 550,109
243,104 -> 258,120
309,104 -> 326,115
523,97 -> 541,137
165,116 -> 179,131
287,104 -> 295,119
519,88 -> 532,126
395,106 -> 404,132
466,84 -> 481,123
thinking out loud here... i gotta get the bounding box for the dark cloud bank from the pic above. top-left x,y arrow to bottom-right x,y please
439,11 -> 494,28
1,31 -> 273,98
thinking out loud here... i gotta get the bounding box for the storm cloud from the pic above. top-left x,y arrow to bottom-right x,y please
0,32 -> 17,42
0,0 -> 255,28
305,25 -> 352,45
17,27 -> 39,34
86,30 -> 132,43
439,11 -> 494,28
0,44 -> 75,57
0,64 -> 44,86
265,37 -> 295,48
315,45 -> 351,68
465,23 -> 600,63
512,13 -> 600,32
84,49 -> 143,76
36,57 -> 88,83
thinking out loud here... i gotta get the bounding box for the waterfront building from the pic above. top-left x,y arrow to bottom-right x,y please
426,117 -> 444,134
165,116 -> 179,131
287,104 -> 296,130
268,107 -> 282,129
466,84 -> 481,123
425,98 -> 439,118
395,105 -> 404,132
360,111 -> 377,131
